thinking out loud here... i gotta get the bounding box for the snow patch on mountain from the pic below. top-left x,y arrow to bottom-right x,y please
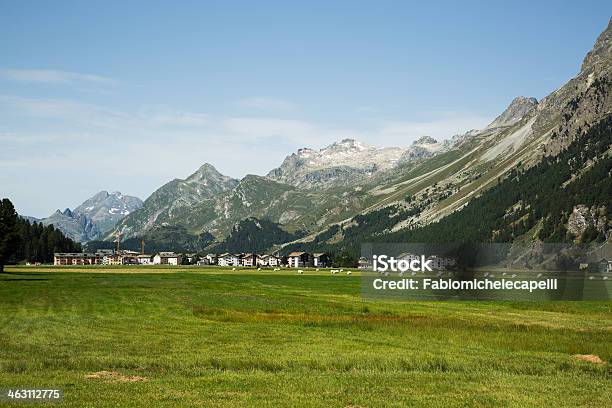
35,191 -> 143,242
267,137 -> 446,187
74,191 -> 143,233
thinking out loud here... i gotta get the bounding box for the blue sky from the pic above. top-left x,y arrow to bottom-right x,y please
0,1 -> 609,217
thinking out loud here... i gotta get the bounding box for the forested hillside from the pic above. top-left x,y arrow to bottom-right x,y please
85,225 -> 214,254
211,218 -> 303,254
0,198 -> 81,268
11,218 -> 82,263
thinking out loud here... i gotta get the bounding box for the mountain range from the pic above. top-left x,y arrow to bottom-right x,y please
81,19 -> 612,254
27,191 -> 143,243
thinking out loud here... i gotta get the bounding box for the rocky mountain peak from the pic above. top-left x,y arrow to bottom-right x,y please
327,138 -> 367,151
267,138 -> 413,187
43,206 -> 101,243
70,190 -> 144,235
110,164 -> 239,239
413,136 -> 438,145
91,190 -> 110,199
296,147 -> 316,156
487,96 -> 538,128
191,163 -> 221,177
580,17 -> 612,75
186,163 -> 239,187
535,19 -> 612,156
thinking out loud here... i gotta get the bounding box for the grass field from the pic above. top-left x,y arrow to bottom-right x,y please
0,265 -> 610,407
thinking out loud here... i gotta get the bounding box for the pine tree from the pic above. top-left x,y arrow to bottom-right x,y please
0,198 -> 19,273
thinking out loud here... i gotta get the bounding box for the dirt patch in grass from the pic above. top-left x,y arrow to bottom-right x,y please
573,354 -> 606,364
85,371 -> 147,382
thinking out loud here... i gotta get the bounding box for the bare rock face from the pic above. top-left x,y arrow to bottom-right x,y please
41,209 -> 102,243
543,75 -> 612,157
268,137 -> 449,188
581,17 -> 612,74
567,205 -> 609,238
487,97 -> 538,129
413,136 -> 438,145
399,136 -> 443,161
74,191 -> 143,234
538,18 -> 612,156
38,191 -> 142,242
267,138 -> 409,187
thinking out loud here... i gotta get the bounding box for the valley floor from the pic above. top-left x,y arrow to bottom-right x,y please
0,266 -> 610,407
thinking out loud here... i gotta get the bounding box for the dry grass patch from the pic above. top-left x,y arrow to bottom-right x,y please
85,371 -> 147,382
573,354 -> 606,364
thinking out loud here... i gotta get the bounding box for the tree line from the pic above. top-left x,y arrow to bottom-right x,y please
0,198 -> 81,272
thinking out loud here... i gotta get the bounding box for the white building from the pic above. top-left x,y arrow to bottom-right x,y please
153,252 -> 182,265
287,252 -> 311,268
205,254 -> 218,265
398,252 -> 455,270
241,253 -> 257,267
312,253 -> 329,268
137,255 -> 153,265
398,252 -> 420,263
218,253 -> 240,267
258,254 -> 281,267
430,255 -> 456,270
358,257 -> 372,270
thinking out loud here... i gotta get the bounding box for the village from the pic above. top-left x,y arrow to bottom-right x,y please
49,249 -> 612,274
53,250 -> 336,268
52,249 -> 464,271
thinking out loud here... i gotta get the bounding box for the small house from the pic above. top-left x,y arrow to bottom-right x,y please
137,255 -> 153,265
54,252 -> 102,266
287,252 -> 312,268
259,254 -> 281,267
312,253 -> 329,268
241,253 -> 258,267
358,257 -> 372,270
153,252 -> 182,265
599,259 -> 612,273
205,254 -> 218,265
218,253 -> 240,267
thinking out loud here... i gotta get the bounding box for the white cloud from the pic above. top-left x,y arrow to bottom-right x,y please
236,97 -> 297,111
0,95 -> 132,129
1,95 -> 491,148
0,94 -> 492,216
138,107 -> 209,127
376,113 -> 492,145
0,69 -> 118,87
0,96 -> 211,131
224,117 -> 313,138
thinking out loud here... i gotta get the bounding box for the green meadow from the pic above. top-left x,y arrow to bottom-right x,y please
0,266 -> 610,407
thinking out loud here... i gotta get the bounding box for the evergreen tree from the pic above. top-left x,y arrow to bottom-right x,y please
0,199 -> 81,266
0,198 -> 19,273
181,254 -> 191,265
